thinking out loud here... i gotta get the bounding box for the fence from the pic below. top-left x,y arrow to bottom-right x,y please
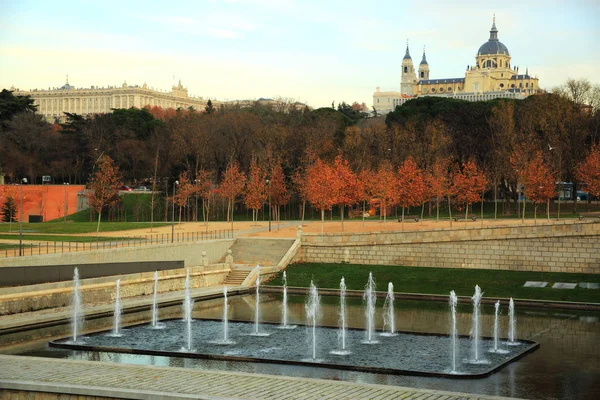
1,229 -> 234,258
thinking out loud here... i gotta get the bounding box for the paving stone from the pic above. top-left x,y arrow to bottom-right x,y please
523,281 -> 548,288
578,282 -> 599,289
552,282 -> 577,289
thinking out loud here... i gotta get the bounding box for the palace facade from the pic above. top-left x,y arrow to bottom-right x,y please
11,79 -> 216,121
374,18 -> 541,113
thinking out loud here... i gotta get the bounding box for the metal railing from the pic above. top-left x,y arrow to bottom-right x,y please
1,229 -> 234,258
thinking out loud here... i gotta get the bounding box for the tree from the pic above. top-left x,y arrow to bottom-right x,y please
174,172 -> 194,224
269,162 -> 290,224
219,160 -> 246,228
396,157 -> 426,230
452,160 -> 488,222
521,151 -> 556,222
331,155 -> 358,232
87,155 -> 123,236
205,99 -> 215,114
305,157 -> 336,233
291,167 -> 308,223
245,159 -> 267,224
576,144 -> 600,201
195,169 -> 215,229
357,168 -> 375,226
0,195 -> 17,223
430,158 -> 451,221
372,162 -> 397,226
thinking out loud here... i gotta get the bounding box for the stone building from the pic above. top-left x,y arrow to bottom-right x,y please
374,17 -> 541,113
11,79 -> 215,122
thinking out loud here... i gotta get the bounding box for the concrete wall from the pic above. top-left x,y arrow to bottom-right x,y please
296,220 -> 600,274
0,260 -> 184,287
0,239 -> 234,269
0,264 -> 230,315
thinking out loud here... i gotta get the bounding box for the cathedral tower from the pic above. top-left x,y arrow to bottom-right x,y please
418,46 -> 430,80
401,42 -> 417,95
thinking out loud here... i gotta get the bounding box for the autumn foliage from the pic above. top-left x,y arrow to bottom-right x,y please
305,157 -> 336,232
269,162 -> 290,222
245,159 -> 267,222
452,160 -> 488,217
87,155 -> 123,235
396,157 -> 426,224
576,144 -> 600,199
219,160 -> 247,222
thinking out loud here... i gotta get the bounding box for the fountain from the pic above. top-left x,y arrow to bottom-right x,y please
251,265 -> 269,336
109,279 -> 123,337
183,269 -> 192,323
362,272 -> 378,344
507,297 -> 518,345
278,271 -> 296,329
151,271 -> 164,329
469,285 -> 488,364
331,277 -> 351,355
490,300 -> 509,354
53,275 -> 540,379
71,267 -> 82,342
381,282 -> 396,336
304,280 -> 321,361
449,290 -> 458,373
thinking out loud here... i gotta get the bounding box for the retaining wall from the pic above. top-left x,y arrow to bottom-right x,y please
0,239 -> 234,269
295,220 -> 600,274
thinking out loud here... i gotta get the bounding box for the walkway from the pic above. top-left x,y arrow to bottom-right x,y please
0,354 -> 519,400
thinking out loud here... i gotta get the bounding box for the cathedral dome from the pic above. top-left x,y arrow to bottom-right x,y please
477,17 -> 510,56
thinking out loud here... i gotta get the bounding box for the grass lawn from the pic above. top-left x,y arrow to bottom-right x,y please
0,243 -> 33,250
0,222 -> 168,234
267,263 -> 600,303
0,234 -> 136,242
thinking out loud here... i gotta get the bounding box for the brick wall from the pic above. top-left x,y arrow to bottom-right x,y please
296,220 -> 600,274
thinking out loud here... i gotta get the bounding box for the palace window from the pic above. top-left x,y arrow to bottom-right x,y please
431,88 -> 436,93
448,87 -> 452,92
500,83 -> 504,88
511,84 -> 515,88
404,66 -> 408,73
439,87 -> 444,92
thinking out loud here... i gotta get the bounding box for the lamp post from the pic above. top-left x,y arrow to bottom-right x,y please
63,182 -> 69,223
171,180 -> 179,243
19,178 -> 27,256
194,179 -> 198,222
266,179 -> 271,232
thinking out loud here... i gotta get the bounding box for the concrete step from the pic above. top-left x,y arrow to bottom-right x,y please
223,238 -> 296,266
223,269 -> 251,285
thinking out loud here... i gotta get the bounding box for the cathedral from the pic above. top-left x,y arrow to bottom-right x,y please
373,17 -> 540,113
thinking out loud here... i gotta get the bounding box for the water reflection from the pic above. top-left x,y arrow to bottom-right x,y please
17,294 -> 600,400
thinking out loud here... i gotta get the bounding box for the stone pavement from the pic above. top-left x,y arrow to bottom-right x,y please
0,354 -> 520,400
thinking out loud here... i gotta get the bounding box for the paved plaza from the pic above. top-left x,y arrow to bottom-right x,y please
0,354 -> 520,400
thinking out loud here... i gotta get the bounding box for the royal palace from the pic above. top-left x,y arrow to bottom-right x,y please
10,79 -> 215,121
373,18 -> 540,113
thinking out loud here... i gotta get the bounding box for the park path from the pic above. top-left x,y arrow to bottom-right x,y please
0,354 -> 520,400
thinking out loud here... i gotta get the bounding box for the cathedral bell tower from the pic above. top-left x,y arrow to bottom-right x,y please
418,46 -> 430,80
401,41 -> 417,95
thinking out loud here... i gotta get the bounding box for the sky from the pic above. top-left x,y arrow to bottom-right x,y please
1,0 -> 599,108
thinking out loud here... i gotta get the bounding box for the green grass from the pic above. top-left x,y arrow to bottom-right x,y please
0,243 -> 33,250
0,234 -> 135,242
267,263 -> 600,303
0,222 -> 168,234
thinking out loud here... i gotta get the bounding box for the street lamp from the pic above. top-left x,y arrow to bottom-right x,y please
63,182 -> 69,223
266,179 -> 271,232
194,179 -> 198,222
171,180 -> 179,243
19,178 -> 27,256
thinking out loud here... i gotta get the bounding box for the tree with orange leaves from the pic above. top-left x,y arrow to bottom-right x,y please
452,160 -> 488,222
576,144 -> 600,201
174,172 -> 194,225
87,155 -> 123,236
269,162 -> 289,224
195,169 -> 215,229
219,160 -> 247,228
356,168 -> 375,226
372,162 -> 397,226
332,155 -> 358,231
430,158 -> 451,221
521,151 -> 555,221
245,159 -> 267,224
291,167 -> 308,222
396,157 -> 426,230
305,157 -> 336,233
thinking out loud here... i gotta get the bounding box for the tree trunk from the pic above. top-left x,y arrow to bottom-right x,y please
320,209 -> 325,234
547,199 -> 550,220
401,207 -> 405,231
534,203 -> 537,225
362,200 -> 366,227
96,204 -> 103,238
465,203 -> 468,227
448,194 -> 453,228
301,200 -> 306,223
494,181 -> 498,220
436,196 -> 440,222
522,191 -> 526,224
341,204 -> 344,232
420,203 -> 425,225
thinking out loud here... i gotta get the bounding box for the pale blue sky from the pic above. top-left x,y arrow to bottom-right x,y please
1,0 -> 598,108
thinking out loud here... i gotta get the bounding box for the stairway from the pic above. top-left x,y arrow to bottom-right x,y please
222,269 -> 251,286
223,238 -> 296,266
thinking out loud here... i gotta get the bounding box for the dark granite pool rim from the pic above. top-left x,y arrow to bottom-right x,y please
49,318 -> 540,379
